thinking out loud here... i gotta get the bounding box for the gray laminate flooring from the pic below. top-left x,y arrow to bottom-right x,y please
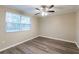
0,37 -> 79,54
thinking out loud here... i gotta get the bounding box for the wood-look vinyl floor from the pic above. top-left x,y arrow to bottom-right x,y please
0,37 -> 79,54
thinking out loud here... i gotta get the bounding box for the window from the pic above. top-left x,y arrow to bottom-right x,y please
6,12 -> 31,32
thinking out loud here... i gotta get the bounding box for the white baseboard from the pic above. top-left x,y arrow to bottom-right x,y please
75,41 -> 79,48
39,35 -> 75,43
0,35 -> 39,52
40,35 -> 79,48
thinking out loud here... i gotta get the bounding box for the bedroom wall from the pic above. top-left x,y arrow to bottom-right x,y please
39,12 -> 76,43
0,6 -> 38,51
76,11 -> 79,47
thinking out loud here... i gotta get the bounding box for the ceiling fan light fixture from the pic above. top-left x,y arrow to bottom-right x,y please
40,7 -> 43,10
45,12 -> 48,16
41,12 -> 45,16
46,8 -> 48,11
41,12 -> 48,16
35,5 -> 55,16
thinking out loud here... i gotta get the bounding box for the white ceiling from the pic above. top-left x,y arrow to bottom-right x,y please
4,5 -> 79,17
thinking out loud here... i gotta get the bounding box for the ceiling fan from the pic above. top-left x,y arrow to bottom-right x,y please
35,5 -> 55,16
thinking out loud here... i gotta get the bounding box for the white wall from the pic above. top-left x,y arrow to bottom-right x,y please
39,12 -> 76,43
76,11 -> 79,47
0,6 -> 38,51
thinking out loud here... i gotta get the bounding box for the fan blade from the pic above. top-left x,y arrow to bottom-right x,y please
35,13 -> 40,15
35,8 -> 40,11
49,5 -> 54,9
48,11 -> 55,12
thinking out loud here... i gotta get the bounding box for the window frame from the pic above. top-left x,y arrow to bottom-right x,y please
5,12 -> 31,32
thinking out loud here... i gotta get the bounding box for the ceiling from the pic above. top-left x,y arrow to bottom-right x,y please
4,5 -> 79,17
